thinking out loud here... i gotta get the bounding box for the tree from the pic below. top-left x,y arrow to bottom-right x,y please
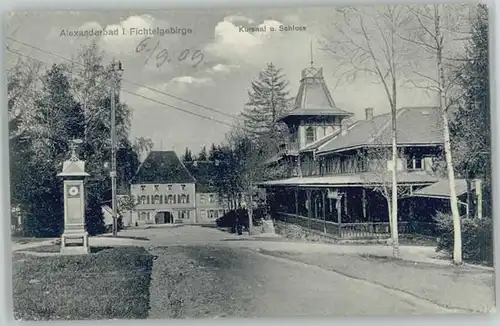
208,143 -> 218,161
403,4 -> 472,264
8,42 -> 142,237
133,136 -> 154,160
7,56 -> 42,141
212,145 -> 240,210
450,4 -> 490,218
361,146 -> 411,234
241,62 -> 293,145
183,147 -> 193,161
10,64 -> 83,236
197,146 -> 208,161
320,5 -> 413,257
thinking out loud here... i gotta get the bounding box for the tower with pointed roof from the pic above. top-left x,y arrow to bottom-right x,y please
278,62 -> 353,155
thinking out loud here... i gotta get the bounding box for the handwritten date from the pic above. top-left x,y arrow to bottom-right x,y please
135,37 -> 204,68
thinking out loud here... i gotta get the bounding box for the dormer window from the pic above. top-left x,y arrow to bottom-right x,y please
167,185 -> 172,191
306,126 -> 315,144
140,185 -> 146,191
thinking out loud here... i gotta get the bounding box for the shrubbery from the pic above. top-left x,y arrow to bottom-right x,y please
434,212 -> 493,266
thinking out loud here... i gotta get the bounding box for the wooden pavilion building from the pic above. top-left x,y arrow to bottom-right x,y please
259,63 -> 480,239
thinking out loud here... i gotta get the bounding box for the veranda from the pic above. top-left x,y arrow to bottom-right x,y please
265,186 -> 439,239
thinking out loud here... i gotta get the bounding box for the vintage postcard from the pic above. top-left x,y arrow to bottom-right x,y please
6,2 -> 494,320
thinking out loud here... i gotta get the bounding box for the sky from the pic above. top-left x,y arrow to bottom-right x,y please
6,5 -> 470,157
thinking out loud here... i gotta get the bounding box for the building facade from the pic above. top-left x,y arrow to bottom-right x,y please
184,160 -> 228,224
129,151 -> 228,226
259,63 -> 479,238
130,151 -> 197,225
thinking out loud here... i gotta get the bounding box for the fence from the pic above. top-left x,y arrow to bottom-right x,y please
275,212 -> 438,239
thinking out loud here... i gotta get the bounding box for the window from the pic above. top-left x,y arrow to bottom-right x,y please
181,184 -> 186,191
209,194 -> 215,203
179,210 -> 190,219
140,195 -> 146,204
407,157 -> 424,170
167,195 -> 174,204
141,185 -> 146,191
167,185 -> 172,191
200,209 -> 206,218
154,185 -> 159,191
153,195 -> 161,205
200,195 -> 206,204
140,212 -> 147,220
180,194 -> 187,204
207,209 -> 219,219
305,126 -> 315,144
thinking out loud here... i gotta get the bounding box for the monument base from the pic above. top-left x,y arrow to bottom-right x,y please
60,231 -> 90,255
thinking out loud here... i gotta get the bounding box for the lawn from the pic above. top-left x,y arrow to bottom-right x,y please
12,246 -> 154,320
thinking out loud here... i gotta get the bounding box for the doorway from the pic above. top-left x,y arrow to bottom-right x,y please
155,211 -> 174,224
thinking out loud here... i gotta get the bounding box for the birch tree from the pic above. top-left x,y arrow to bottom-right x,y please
401,4 -> 472,264
362,147 -> 411,233
321,5 -> 413,256
7,57 -> 43,141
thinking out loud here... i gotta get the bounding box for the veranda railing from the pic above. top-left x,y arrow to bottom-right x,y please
275,212 -> 438,239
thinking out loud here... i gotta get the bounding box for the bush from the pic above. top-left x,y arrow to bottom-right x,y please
215,208 -> 262,229
434,212 -> 493,266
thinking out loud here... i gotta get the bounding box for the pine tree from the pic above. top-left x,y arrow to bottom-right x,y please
241,63 -> 293,143
451,4 -> 490,216
183,147 -> 193,161
198,146 -> 208,161
8,42 -> 143,236
208,143 -> 217,161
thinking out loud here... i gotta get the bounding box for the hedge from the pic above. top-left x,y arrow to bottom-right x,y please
434,212 -> 493,266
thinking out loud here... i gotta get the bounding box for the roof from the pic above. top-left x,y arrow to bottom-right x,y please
131,151 -> 195,184
316,107 -> 444,155
184,161 -> 218,193
278,66 -> 353,123
259,171 -> 438,187
57,160 -> 90,177
412,179 -> 474,199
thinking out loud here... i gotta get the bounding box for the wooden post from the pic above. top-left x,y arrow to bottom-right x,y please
294,188 -> 299,215
322,190 -> 327,234
336,195 -> 342,237
306,189 -> 312,229
475,179 -> 483,219
362,187 -> 371,233
466,178 -> 472,218
344,190 -> 348,217
362,188 -> 367,220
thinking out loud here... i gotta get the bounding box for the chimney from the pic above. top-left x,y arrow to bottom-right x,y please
365,107 -> 374,120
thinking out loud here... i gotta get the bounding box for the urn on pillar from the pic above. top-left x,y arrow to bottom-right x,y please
57,139 -> 90,255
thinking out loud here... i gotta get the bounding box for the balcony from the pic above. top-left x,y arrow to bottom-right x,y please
278,142 -> 299,157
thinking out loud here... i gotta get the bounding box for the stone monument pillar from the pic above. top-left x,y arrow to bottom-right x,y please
57,139 -> 90,255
